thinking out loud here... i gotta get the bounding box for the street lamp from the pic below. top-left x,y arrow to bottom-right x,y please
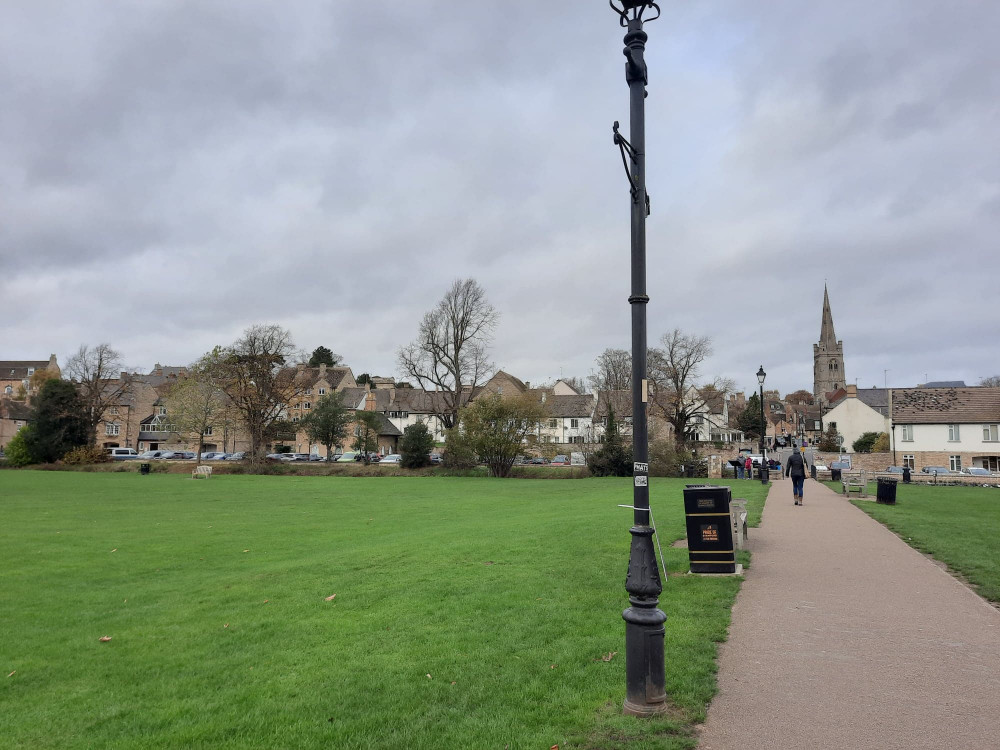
610,0 -> 666,718
757,366 -> 766,483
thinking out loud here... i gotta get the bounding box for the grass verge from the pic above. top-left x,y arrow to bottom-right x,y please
0,472 -> 766,749
826,481 -> 1000,603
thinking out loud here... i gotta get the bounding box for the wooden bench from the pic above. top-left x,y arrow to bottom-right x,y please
842,469 -> 867,498
730,499 -> 748,550
192,465 -> 213,480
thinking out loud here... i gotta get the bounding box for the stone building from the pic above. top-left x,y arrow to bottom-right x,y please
813,286 -> 846,405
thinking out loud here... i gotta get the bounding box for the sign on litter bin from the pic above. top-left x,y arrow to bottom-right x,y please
683,485 -> 737,574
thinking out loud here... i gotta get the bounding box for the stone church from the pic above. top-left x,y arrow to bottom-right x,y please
813,286 -> 845,405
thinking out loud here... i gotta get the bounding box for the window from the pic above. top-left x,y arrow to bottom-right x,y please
109,406 -> 119,415
902,454 -> 914,469
948,424 -> 960,441
3,385 -> 10,394
293,416 -> 300,422
105,423 -> 120,436
319,388 -> 326,395
203,426 -> 213,436
306,388 -> 312,395
303,402 -> 311,410
829,422 -> 837,431
983,424 -> 999,442
570,419 -> 579,429
548,419 -> 557,428
27,368 -> 35,376
900,425 -> 913,441
950,455 -> 962,472
156,406 -> 167,416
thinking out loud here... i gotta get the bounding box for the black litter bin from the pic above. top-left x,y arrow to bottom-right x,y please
760,467 -> 770,483
140,463 -> 151,475
810,464 -> 817,479
876,477 -> 898,504
831,468 -> 842,482
683,485 -> 736,574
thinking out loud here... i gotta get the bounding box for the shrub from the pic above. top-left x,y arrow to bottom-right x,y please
587,408 -> 632,477
442,426 -> 477,470
4,427 -> 36,467
400,422 -> 434,469
62,445 -> 112,465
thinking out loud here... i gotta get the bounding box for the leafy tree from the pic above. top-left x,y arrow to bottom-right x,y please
587,407 -> 633,477
4,426 -> 35,467
399,422 -> 434,468
872,432 -> 890,452
356,373 -> 372,387
24,379 -> 89,462
352,410 -> 381,460
398,278 -> 498,430
460,392 -> 547,478
64,343 -> 131,445
166,356 -> 229,465
737,392 -> 765,439
818,424 -> 840,452
785,389 -> 814,405
852,431 -> 882,453
308,346 -> 341,367
301,392 -> 350,461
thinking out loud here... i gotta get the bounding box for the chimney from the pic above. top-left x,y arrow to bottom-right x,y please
846,384 -> 858,398
525,381 -> 530,389
365,390 -> 376,411
297,363 -> 305,373
319,363 -> 327,378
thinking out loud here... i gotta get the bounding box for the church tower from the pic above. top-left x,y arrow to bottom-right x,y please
813,286 -> 845,405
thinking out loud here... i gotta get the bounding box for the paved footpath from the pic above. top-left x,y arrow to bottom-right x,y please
699,477 -> 1000,750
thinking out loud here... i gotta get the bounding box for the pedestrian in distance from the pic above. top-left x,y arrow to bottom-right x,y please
786,450 -> 809,505
744,455 -> 753,480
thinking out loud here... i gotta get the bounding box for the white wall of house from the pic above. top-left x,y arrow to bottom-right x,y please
893,421 -> 1000,454
386,412 -> 448,443
823,398 -> 889,451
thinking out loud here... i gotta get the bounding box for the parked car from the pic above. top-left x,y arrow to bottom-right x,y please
107,448 -> 139,460
962,467 -> 993,477
528,457 -> 548,465
550,455 -> 570,466
884,466 -> 906,475
366,453 -> 381,463
226,452 -> 246,461
166,451 -> 196,460
266,453 -> 287,461
921,466 -> 952,475
292,453 -> 316,462
380,454 -> 402,464
336,452 -> 357,462
429,453 -> 443,464
200,451 -> 227,461
137,450 -> 169,460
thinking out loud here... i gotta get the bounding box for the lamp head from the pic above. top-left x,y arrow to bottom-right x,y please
610,0 -> 661,25
756,366 -> 766,387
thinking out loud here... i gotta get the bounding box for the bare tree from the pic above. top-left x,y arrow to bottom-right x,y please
588,348 -> 632,392
209,326 -> 302,464
648,329 -> 733,447
397,278 -> 498,429
166,356 -> 230,465
979,375 -> 1000,388
64,344 -> 132,445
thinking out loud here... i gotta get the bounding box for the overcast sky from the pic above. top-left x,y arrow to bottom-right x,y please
2,1 -> 997,397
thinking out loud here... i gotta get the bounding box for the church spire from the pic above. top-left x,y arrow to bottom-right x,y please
820,284 -> 837,345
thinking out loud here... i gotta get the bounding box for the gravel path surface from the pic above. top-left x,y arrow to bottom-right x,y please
699,478 -> 1000,750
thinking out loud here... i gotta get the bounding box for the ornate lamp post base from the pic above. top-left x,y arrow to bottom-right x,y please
623,522 -> 668,715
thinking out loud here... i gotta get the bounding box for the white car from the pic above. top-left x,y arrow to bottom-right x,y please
380,454 -> 402,464
107,448 -> 139,460
335,452 -> 357,462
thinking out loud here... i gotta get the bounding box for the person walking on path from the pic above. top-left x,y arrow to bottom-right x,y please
744,455 -> 753,480
785,449 -> 808,504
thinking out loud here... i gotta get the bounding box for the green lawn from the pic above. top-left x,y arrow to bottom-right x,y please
0,472 -> 766,749
835,482 -> 1000,603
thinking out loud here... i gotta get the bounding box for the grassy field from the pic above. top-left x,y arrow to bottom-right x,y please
0,472 -> 766,749
833,482 -> 1000,603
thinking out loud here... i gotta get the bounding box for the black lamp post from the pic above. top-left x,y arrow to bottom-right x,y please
610,0 -> 666,717
757,366 -> 766,483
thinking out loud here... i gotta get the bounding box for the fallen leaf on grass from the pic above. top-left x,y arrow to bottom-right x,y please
243,549 -> 249,553
99,636 -> 112,642
550,745 -> 559,749
110,548 -> 117,552
594,651 -> 618,662
324,594 -> 337,601
450,681 -> 456,685
426,674 -> 432,679
483,561 -> 494,566
8,671 -> 15,677
224,623 -> 229,629
263,599 -> 269,604
550,664 -> 557,669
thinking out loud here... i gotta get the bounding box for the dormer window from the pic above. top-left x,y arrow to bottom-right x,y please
319,388 -> 326,395
156,406 -> 167,416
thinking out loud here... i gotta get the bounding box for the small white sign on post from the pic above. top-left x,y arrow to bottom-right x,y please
634,475 -> 648,487
633,462 -> 648,474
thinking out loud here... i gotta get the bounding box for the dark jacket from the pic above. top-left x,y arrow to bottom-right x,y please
785,452 -> 808,479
